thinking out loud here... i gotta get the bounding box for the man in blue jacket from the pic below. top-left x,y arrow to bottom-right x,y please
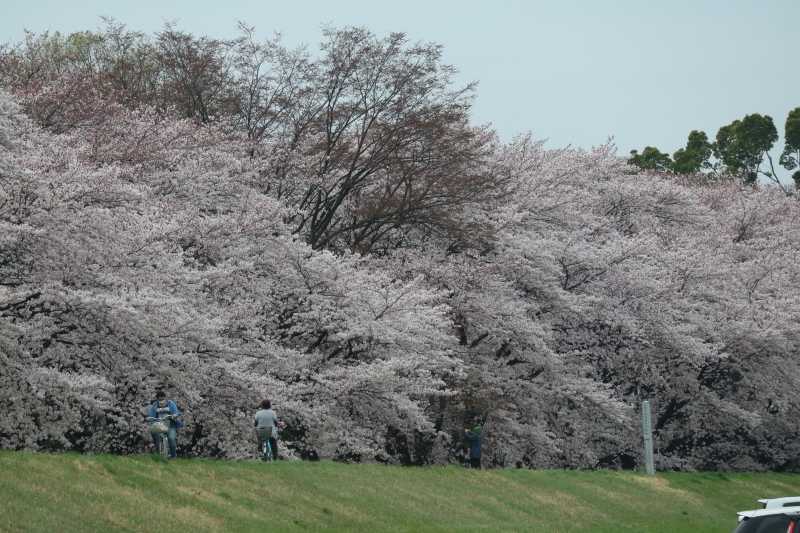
464,426 -> 483,469
147,390 -> 183,458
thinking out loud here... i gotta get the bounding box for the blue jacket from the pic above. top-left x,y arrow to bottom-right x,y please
465,432 -> 482,458
148,399 -> 184,429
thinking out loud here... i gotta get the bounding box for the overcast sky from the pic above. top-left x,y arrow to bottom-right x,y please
2,0 -> 799,167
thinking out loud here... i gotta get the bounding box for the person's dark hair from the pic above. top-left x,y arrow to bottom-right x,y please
260,399 -> 271,409
156,390 -> 167,399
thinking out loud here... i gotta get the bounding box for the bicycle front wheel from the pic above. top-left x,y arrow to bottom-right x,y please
159,435 -> 170,458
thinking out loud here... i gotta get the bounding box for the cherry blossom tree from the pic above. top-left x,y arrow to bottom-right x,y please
3,25 -> 800,472
0,88 -> 461,461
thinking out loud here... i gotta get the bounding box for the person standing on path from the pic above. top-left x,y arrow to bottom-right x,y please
464,426 -> 483,469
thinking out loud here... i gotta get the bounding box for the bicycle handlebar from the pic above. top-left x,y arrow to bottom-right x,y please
148,417 -> 174,428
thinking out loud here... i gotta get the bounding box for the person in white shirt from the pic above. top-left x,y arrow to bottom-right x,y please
253,399 -> 280,460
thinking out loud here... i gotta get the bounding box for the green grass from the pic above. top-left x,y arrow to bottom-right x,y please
1,451 -> 799,532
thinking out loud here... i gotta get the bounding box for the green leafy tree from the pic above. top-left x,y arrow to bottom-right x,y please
627,146 -> 672,172
713,113 -> 778,185
779,107 -> 800,188
671,130 -> 713,174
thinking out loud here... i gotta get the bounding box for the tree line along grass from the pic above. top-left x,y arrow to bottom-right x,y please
3,450 -> 800,532
3,26 -> 800,473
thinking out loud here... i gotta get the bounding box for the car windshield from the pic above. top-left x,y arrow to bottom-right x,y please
734,514 -> 793,533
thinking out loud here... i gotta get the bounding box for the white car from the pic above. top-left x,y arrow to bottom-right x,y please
733,507 -> 800,532
737,498 -> 800,522
760,498 -> 800,509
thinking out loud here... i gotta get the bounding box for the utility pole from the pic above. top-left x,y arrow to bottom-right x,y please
642,400 -> 655,475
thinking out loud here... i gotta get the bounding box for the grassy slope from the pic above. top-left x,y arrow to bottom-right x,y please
1,451 -> 799,532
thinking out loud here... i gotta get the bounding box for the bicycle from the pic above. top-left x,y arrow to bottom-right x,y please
259,438 -> 274,462
256,424 -> 280,461
148,416 -> 173,459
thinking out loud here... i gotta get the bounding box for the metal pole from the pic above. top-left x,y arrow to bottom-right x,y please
642,400 -> 655,475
